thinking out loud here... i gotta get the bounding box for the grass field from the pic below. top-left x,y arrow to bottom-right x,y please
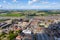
0,13 -> 24,17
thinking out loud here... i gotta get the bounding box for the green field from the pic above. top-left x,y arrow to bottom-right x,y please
0,13 -> 24,17
0,10 -> 60,17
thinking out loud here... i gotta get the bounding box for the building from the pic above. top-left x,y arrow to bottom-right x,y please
16,35 -> 22,40
22,29 -> 31,34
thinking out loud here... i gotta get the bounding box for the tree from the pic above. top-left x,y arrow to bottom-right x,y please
8,30 -> 17,40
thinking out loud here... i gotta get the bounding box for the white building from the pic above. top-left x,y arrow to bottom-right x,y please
22,29 -> 31,34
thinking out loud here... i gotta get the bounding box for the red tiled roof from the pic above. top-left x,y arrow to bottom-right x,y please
16,35 -> 22,40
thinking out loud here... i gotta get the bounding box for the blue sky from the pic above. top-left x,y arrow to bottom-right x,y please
0,0 -> 60,10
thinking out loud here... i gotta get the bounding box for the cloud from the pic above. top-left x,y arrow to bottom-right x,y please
3,0 -> 6,3
44,6 -> 51,8
52,2 -> 57,5
31,5 -> 40,8
13,0 -> 17,2
0,5 -> 2,8
20,6 -> 25,8
28,0 -> 38,5
32,0 -> 37,2
41,1 -> 49,4
28,1 -> 33,5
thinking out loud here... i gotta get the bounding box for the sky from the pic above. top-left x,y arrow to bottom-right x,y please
0,0 -> 60,10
